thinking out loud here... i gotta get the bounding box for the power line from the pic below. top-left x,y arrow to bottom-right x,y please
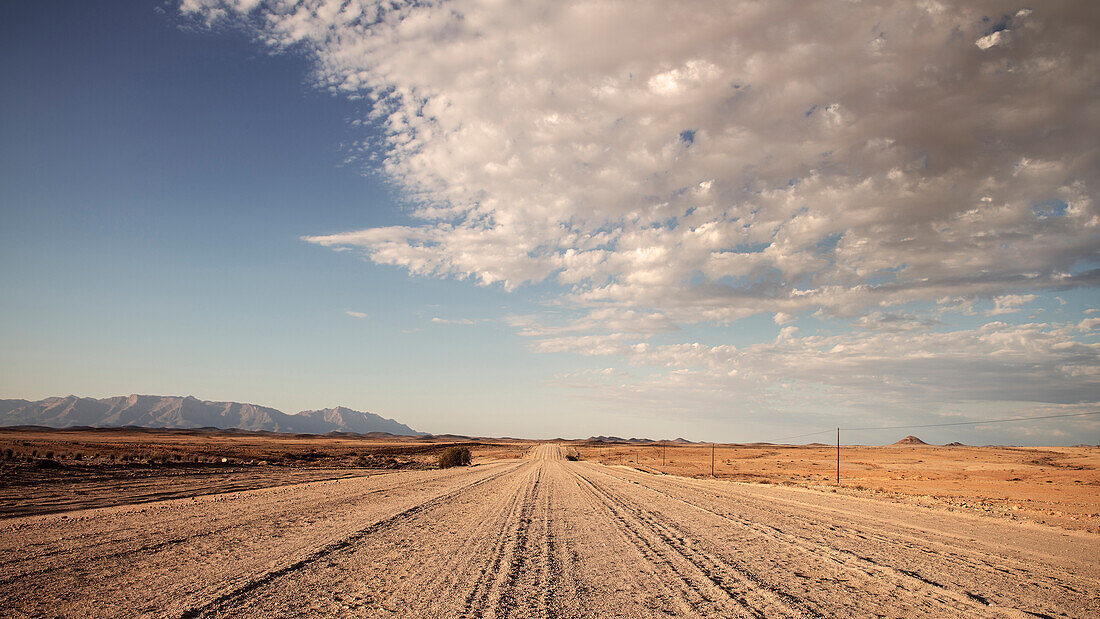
844,410 -> 1100,432
766,429 -> 835,443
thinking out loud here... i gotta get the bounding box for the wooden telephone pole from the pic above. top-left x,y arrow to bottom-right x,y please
711,442 -> 715,477
836,428 -> 841,486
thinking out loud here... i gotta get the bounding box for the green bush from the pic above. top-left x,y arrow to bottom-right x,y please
438,446 -> 471,468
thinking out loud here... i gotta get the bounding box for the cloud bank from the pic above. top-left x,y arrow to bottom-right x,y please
182,1 -> 1100,436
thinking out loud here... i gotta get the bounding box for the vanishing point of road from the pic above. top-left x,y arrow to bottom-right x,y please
3,444 -> 1097,617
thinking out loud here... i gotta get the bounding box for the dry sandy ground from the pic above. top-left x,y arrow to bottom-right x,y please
579,443 -> 1100,533
2,444 -> 1097,617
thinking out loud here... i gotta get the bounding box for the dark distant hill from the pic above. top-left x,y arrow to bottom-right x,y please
588,436 -> 657,443
0,395 -> 423,436
893,435 -> 929,445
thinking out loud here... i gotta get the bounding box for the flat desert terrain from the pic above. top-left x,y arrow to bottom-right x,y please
579,441 -> 1100,533
1,430 -> 1098,617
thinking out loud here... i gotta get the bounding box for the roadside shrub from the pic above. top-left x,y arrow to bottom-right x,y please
566,454 -> 580,461
45,451 -> 54,459
2,448 -> 12,460
438,446 -> 471,468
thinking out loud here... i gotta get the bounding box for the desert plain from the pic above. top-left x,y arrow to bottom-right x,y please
1,427 -> 1097,617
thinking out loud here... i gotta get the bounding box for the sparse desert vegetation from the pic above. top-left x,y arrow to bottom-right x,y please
438,446 -> 472,468
0,427 -> 527,517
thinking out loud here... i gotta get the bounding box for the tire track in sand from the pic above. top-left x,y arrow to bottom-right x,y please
569,464 -> 814,618
459,463 -> 542,616
219,456 -> 578,618
591,464 -> 1096,617
179,462 -> 521,618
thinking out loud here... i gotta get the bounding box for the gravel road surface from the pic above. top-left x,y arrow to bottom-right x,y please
3,444 -> 1096,617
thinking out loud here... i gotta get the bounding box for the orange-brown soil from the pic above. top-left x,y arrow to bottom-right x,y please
576,442 -> 1100,533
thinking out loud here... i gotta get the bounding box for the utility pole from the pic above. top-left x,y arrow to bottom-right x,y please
836,427 -> 840,486
711,442 -> 715,477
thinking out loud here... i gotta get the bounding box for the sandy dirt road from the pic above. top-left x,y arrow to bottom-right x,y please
3,444 -> 1097,617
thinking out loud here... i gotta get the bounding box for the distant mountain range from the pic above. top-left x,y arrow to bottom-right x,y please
0,395 -> 423,436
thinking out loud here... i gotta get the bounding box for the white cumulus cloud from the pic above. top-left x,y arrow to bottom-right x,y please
184,1 -> 1099,324
987,294 -> 1038,316
182,1 -> 1100,438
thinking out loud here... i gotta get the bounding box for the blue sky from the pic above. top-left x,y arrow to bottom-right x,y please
2,1 -> 1098,444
